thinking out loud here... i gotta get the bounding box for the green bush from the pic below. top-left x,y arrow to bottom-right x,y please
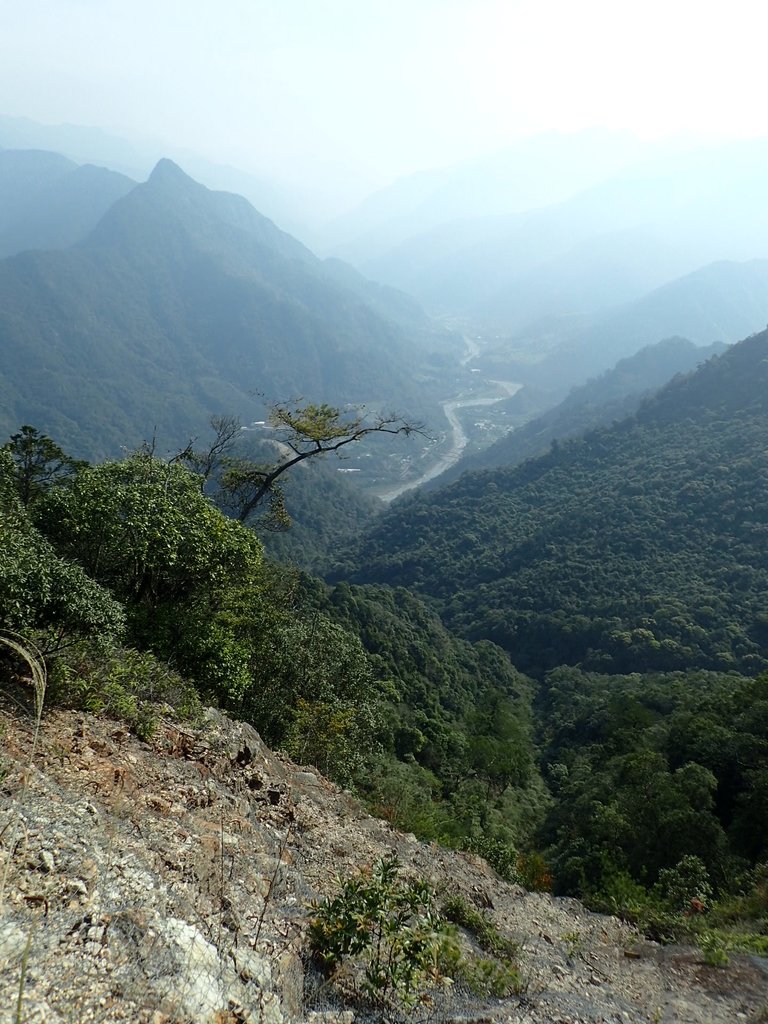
655,855 -> 713,914
454,954 -> 522,998
442,894 -> 520,960
309,856 -> 455,1009
467,834 -> 520,883
51,645 -> 202,740
0,450 -> 125,650
698,931 -> 730,967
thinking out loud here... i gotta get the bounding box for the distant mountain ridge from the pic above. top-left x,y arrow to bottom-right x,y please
321,129 -> 648,261
0,159 -> 452,459
349,136 -> 768,331
0,114 -> 313,234
0,148 -> 135,256
478,258 -> 768,394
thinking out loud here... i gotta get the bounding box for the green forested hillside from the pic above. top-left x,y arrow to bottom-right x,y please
339,329 -> 768,678
300,578 -> 542,844
536,666 -> 768,897
0,159 -> 451,459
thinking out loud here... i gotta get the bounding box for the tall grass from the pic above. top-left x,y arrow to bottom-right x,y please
0,633 -> 47,1022
0,631 -> 47,753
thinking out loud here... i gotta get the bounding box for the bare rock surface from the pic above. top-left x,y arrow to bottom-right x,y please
1,705 -> 766,1023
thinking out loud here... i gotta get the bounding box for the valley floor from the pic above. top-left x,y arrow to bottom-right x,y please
378,378 -> 521,501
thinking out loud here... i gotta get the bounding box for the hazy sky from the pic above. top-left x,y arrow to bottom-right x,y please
3,0 -> 768,206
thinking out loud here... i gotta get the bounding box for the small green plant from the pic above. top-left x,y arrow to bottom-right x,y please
698,931 -> 730,968
561,930 -> 582,960
309,855 -> 455,1009
442,894 -> 520,960
454,955 -> 521,998
595,869 -> 650,920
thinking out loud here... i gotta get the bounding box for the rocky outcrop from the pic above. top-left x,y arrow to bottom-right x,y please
1,705 -> 766,1023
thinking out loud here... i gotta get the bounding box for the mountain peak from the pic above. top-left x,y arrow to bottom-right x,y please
147,158 -> 198,188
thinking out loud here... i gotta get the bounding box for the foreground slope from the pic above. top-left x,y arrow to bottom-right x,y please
340,329 -> 768,677
2,703 -> 764,1024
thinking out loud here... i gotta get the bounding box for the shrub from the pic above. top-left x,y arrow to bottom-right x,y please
467,834 -> 520,883
51,645 -> 202,740
309,856 -> 455,1010
655,855 -> 713,914
516,851 -> 553,892
442,894 -> 520,960
698,931 -> 730,967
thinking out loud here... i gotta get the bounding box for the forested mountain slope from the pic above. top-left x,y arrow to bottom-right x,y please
0,159 -> 449,458
339,328 -> 768,677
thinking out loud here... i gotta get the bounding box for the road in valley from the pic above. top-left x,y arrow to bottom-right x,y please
377,377 -> 520,503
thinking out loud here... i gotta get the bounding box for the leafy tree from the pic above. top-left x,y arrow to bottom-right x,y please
34,448 -> 266,694
536,667 -> 768,899
3,425 -> 83,506
37,448 -> 264,609
0,450 -> 125,649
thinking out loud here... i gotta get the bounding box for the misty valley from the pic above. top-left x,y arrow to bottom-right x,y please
3,117 -> 768,1021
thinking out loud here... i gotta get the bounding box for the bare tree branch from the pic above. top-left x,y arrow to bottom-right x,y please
171,415 -> 243,491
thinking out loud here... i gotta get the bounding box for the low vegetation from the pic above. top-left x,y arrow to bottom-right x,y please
309,856 -> 522,1013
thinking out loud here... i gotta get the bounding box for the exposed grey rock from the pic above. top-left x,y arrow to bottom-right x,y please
0,706 -> 765,1024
